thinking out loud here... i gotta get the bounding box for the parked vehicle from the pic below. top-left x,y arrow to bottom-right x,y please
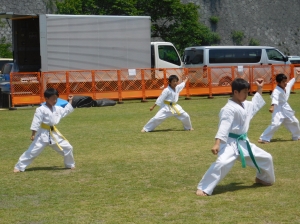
0,62 -> 19,80
0,13 -> 182,73
288,56 -> 300,64
0,58 -> 13,72
182,46 -> 290,86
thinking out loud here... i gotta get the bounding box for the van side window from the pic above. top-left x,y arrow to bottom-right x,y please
266,49 -> 285,61
183,49 -> 203,65
209,49 -> 262,63
158,45 -> 181,66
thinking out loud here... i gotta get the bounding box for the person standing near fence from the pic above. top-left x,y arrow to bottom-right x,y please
196,78 -> 275,196
141,75 -> 193,132
13,88 -> 76,172
258,73 -> 300,143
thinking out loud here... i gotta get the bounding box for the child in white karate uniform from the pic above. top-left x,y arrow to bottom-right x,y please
258,73 -> 300,143
14,88 -> 75,172
196,78 -> 275,196
141,75 -> 193,132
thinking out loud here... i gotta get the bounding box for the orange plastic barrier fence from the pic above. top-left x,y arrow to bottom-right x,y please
8,64 -> 299,107
9,72 -> 42,107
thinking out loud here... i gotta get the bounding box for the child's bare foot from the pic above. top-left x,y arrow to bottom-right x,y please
186,128 -> 194,131
257,139 -> 269,144
141,129 -> 146,133
71,166 -> 76,170
255,177 -> 272,186
196,189 -> 208,196
13,168 -> 21,173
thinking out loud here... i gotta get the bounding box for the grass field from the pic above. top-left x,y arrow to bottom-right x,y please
1,91 -> 300,223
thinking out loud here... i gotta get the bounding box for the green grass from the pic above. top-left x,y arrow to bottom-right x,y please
1,91 -> 300,223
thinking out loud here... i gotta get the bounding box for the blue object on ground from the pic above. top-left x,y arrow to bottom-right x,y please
41,98 -> 69,107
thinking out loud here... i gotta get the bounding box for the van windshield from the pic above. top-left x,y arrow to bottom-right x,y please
183,49 -> 203,65
209,49 -> 262,63
266,49 -> 286,62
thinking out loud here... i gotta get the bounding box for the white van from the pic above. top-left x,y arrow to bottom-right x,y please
182,46 -> 289,86
183,46 -> 289,67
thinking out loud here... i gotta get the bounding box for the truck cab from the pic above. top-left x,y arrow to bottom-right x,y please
151,42 -> 182,69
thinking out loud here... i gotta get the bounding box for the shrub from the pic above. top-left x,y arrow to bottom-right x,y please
231,30 -> 244,45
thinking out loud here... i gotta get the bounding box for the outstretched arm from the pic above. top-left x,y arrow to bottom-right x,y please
255,78 -> 264,95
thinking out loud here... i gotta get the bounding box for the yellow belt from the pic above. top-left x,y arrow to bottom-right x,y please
40,123 -> 68,151
164,101 -> 181,115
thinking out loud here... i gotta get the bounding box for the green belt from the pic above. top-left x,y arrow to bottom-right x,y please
228,133 -> 261,173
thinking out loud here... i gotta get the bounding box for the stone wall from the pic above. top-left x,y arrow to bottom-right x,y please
0,0 -> 55,43
183,0 -> 300,55
0,0 -> 300,55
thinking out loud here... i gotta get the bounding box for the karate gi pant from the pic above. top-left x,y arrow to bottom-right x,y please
197,143 -> 275,195
14,134 -> 75,171
143,107 -> 192,132
260,115 -> 300,141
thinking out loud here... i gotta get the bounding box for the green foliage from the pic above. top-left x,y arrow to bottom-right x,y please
209,16 -> 219,24
0,37 -> 13,58
249,38 -> 260,46
56,0 -> 140,15
231,30 -> 244,45
55,0 -> 220,53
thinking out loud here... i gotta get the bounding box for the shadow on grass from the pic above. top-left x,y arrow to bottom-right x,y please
25,166 -> 67,171
270,138 -> 292,142
212,182 -> 265,195
149,129 -> 188,132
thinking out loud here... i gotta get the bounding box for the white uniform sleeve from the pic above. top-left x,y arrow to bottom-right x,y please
58,103 -> 74,118
30,107 -> 43,131
271,88 -> 280,105
175,81 -> 186,93
285,78 -> 295,100
215,108 -> 234,143
155,88 -> 169,106
250,92 -> 266,116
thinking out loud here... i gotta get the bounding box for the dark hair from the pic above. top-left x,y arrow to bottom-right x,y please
275,73 -> 287,83
168,75 -> 179,83
44,88 -> 59,98
231,78 -> 250,93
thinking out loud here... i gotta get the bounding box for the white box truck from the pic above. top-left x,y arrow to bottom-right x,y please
0,13 -> 182,72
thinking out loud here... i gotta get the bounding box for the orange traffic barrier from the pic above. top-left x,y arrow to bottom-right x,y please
10,72 -> 42,107
8,64 -> 297,108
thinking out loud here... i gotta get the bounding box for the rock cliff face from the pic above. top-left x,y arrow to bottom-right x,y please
1,0 -> 300,55
0,0 -> 55,44
183,0 -> 300,55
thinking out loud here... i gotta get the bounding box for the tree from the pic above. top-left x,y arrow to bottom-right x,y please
55,0 -> 220,53
0,37 -> 13,58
